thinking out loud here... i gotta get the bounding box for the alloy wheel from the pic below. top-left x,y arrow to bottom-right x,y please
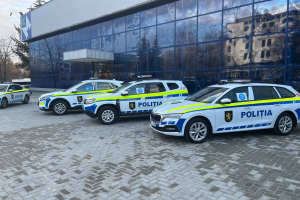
189,122 -> 207,142
278,116 -> 293,134
54,103 -> 66,114
101,110 -> 114,123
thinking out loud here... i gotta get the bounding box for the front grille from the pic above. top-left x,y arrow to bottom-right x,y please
151,112 -> 161,122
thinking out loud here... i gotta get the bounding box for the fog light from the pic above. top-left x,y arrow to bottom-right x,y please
166,128 -> 176,131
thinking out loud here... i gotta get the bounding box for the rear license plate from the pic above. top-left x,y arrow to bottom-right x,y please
151,120 -> 156,127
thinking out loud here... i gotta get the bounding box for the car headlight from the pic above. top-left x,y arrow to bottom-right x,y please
40,95 -> 52,100
84,98 -> 95,104
162,113 -> 183,118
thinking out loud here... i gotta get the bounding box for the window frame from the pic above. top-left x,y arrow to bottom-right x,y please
252,86 -> 280,101
275,87 -> 296,98
95,82 -> 113,91
126,83 -> 148,95
148,82 -> 167,94
216,86 -> 250,104
167,82 -> 180,90
75,82 -> 95,92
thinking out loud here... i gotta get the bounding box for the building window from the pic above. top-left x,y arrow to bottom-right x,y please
267,39 -> 272,47
245,43 -> 249,49
261,51 -> 265,58
228,46 -> 231,52
262,40 -> 266,47
266,51 -> 271,58
243,53 -> 248,60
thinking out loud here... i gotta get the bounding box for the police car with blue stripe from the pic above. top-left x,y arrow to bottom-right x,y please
38,79 -> 123,115
0,84 -> 31,109
150,80 -> 300,143
83,76 -> 188,124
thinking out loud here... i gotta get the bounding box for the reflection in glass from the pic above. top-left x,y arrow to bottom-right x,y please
127,52 -> 139,72
254,0 -> 287,35
198,42 -> 221,69
74,42 -> 81,50
176,17 -> 197,45
114,54 -> 127,73
251,67 -> 284,84
73,30 -> 81,43
289,0 -> 300,30
203,70 -> 220,87
221,69 -> 250,80
222,37 -> 251,67
114,73 -> 127,82
114,33 -> 125,53
198,12 -> 222,42
176,45 -> 196,70
91,38 -> 101,50
100,21 -> 112,36
198,0 -> 222,15
223,5 -> 252,39
126,13 -> 140,31
157,22 -> 174,48
141,26 -> 157,49
176,0 -> 197,20
224,0 -> 252,9
287,32 -> 300,65
82,40 -> 90,49
141,8 -> 156,27
157,3 -> 175,24
126,30 -> 140,52
140,50 -> 156,71
252,33 -> 286,66
157,47 -> 174,71
82,27 -> 90,41
158,72 -> 174,79
286,66 -> 300,91
101,35 -> 113,52
113,17 -> 125,34
91,24 -> 100,39
65,32 -> 73,44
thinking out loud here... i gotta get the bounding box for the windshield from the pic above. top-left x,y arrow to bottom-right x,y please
63,82 -> 83,92
111,83 -> 132,93
187,87 -> 228,103
0,85 -> 8,92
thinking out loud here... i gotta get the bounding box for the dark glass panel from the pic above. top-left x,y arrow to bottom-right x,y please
198,12 -> 222,42
100,21 -> 112,36
175,45 -> 196,70
157,47 -> 174,71
224,0 -> 252,9
198,42 -> 221,69
286,66 -> 300,91
221,68 -> 250,80
157,2 -> 175,24
175,71 -> 197,94
141,26 -> 157,50
140,50 -> 156,71
114,73 -> 127,82
91,23 -> 101,39
82,63 -> 91,73
223,5 -> 252,39
252,33 -> 286,66
204,70 -> 220,87
57,34 -> 65,45
82,27 -> 91,41
127,52 -> 139,72
176,17 -> 197,45
254,0 -> 287,35
114,33 -> 126,53
126,13 -> 140,31
91,38 -> 101,50
158,72 -> 174,79
82,40 -> 91,49
287,32 -> 300,65
126,30 -> 140,52
65,32 -> 73,44
113,17 -> 125,34
74,42 -> 81,50
127,73 -> 138,82
289,0 -> 300,30
73,29 -> 81,43
157,22 -> 175,48
198,0 -> 222,15
141,8 -> 156,27
114,54 -> 127,73
101,35 -> 113,52
176,0 -> 197,20
251,67 -> 285,84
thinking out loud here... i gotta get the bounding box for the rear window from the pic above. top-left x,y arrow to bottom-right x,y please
167,83 -> 179,90
149,82 -> 166,93
276,87 -> 295,98
253,87 -> 279,100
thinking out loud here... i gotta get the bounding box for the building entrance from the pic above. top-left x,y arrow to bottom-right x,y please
93,61 -> 113,80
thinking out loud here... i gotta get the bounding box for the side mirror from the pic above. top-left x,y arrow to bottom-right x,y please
71,90 -> 77,93
9,89 -> 14,92
221,98 -> 232,104
121,91 -> 128,96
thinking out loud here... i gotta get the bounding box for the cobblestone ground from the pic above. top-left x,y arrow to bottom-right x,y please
0,92 -> 300,200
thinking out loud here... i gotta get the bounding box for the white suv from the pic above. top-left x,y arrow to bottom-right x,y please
0,84 -> 31,109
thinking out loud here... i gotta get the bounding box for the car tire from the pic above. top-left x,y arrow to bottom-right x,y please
98,106 -> 117,125
184,118 -> 211,143
22,95 -> 30,104
51,100 -> 68,115
0,98 -> 8,109
273,112 -> 294,135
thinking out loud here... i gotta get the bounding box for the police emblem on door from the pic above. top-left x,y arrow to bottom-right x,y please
77,96 -> 83,102
225,111 -> 233,122
129,102 -> 135,110
11,94 -> 14,99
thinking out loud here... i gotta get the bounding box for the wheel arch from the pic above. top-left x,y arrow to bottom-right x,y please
96,103 -> 119,116
49,98 -> 71,110
183,115 -> 213,134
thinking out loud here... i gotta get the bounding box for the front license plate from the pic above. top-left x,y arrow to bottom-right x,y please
151,120 -> 156,127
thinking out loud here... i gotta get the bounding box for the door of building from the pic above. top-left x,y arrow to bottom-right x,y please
93,61 -> 113,80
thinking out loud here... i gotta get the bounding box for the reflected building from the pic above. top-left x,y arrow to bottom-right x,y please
23,0 -> 300,92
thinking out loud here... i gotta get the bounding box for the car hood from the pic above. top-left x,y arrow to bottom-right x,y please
40,91 -> 65,98
153,100 -> 210,114
0,92 -> 4,96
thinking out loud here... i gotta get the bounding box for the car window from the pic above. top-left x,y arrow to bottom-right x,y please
96,82 -> 112,91
220,87 -> 249,103
111,83 -> 119,89
8,85 -> 16,91
14,85 -> 23,90
167,83 -> 179,90
253,87 -> 279,100
188,87 -> 228,103
0,85 -> 8,92
76,83 -> 94,92
276,87 -> 295,98
149,82 -> 166,93
126,83 -> 146,95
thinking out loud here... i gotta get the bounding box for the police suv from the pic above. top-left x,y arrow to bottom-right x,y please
150,80 -> 300,143
38,79 -> 123,115
83,77 -> 188,125
0,84 -> 31,109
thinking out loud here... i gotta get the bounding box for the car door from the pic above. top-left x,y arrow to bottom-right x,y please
251,86 -> 281,127
14,85 -> 25,101
120,83 -> 147,114
165,82 -> 185,102
71,82 -> 95,106
145,82 -> 167,111
7,85 -> 17,103
214,87 -> 252,132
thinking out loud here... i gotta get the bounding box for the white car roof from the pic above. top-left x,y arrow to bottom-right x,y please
130,79 -> 183,84
209,83 -> 293,89
81,79 -> 123,83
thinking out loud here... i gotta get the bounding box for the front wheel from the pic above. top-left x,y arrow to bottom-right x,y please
98,106 -> 117,125
273,113 -> 294,135
51,100 -> 68,115
22,95 -> 29,104
0,98 -> 8,109
184,118 -> 211,143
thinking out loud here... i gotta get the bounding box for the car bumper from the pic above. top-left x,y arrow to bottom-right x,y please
150,125 -> 184,136
38,100 -> 50,110
84,110 -> 97,118
150,118 -> 186,137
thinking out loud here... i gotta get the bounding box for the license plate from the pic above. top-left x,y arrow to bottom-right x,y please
151,120 -> 156,127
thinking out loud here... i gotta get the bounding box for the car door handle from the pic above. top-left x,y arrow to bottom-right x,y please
244,107 -> 251,110
163,95 -> 167,98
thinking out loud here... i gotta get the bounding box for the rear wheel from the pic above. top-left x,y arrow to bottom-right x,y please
51,100 -> 68,115
0,98 -> 8,109
98,106 -> 117,125
184,118 -> 211,143
273,113 -> 294,135
22,95 -> 29,104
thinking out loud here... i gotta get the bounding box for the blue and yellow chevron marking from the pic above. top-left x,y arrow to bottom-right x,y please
217,123 -> 272,132
121,109 -> 153,114
53,89 -> 114,97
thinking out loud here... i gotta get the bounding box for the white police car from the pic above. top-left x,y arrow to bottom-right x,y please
38,79 -> 123,115
0,84 -> 31,109
83,77 -> 188,125
150,80 -> 300,143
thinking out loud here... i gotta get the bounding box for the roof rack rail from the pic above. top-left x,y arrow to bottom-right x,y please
218,79 -> 251,85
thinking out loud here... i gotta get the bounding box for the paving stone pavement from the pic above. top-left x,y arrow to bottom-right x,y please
0,93 -> 300,200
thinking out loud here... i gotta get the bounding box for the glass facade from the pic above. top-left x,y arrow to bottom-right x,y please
30,0 -> 300,92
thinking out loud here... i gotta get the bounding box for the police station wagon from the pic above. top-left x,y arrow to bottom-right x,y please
38,79 -> 123,115
0,84 -> 31,109
150,80 -> 300,143
83,78 -> 188,125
